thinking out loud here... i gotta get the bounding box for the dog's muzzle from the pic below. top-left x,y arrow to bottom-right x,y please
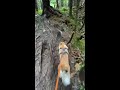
59,48 -> 68,54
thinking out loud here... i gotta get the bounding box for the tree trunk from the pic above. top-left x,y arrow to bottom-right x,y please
75,0 -> 80,21
61,0 -> 64,7
75,0 -> 81,30
35,17 -> 59,90
73,0 -> 76,6
56,0 -> 59,9
40,0 -> 43,9
41,0 -> 50,15
35,0 -> 38,12
41,0 -> 62,18
69,0 -> 73,17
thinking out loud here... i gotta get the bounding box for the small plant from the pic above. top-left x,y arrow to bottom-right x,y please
72,35 -> 85,54
80,85 -> 85,90
37,9 -> 42,15
59,7 -> 69,14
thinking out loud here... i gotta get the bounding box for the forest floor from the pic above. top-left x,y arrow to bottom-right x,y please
35,14 -> 85,90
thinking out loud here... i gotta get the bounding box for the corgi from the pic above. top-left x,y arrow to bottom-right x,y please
55,42 -> 70,90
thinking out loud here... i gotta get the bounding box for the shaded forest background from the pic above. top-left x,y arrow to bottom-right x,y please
35,0 -> 85,90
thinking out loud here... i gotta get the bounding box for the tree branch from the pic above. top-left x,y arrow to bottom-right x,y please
67,32 -> 75,45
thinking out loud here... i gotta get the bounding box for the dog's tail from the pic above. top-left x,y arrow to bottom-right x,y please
61,70 -> 70,86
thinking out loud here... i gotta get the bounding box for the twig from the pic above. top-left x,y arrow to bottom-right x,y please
67,32 -> 75,45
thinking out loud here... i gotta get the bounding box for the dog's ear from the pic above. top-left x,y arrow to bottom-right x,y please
63,41 -> 68,46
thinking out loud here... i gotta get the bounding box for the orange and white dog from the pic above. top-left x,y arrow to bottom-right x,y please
55,42 -> 70,90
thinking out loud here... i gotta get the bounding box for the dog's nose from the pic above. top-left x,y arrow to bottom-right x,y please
63,48 -> 65,51
65,70 -> 68,72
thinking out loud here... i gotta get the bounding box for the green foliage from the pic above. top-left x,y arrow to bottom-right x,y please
59,7 -> 69,14
36,9 -> 42,15
69,18 -> 76,25
79,40 -> 85,53
61,7 -> 68,11
72,35 -> 85,54
64,0 -> 68,6
50,0 -> 56,7
50,0 -> 56,3
80,85 -> 85,90
81,63 -> 85,68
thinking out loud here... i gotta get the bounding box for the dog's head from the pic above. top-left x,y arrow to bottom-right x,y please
59,42 -> 68,54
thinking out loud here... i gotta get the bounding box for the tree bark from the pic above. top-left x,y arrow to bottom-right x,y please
69,0 -> 73,17
41,0 -> 50,15
73,0 -> 76,6
35,17 -> 62,90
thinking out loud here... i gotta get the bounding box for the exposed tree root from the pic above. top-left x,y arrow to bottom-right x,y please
41,6 -> 62,18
